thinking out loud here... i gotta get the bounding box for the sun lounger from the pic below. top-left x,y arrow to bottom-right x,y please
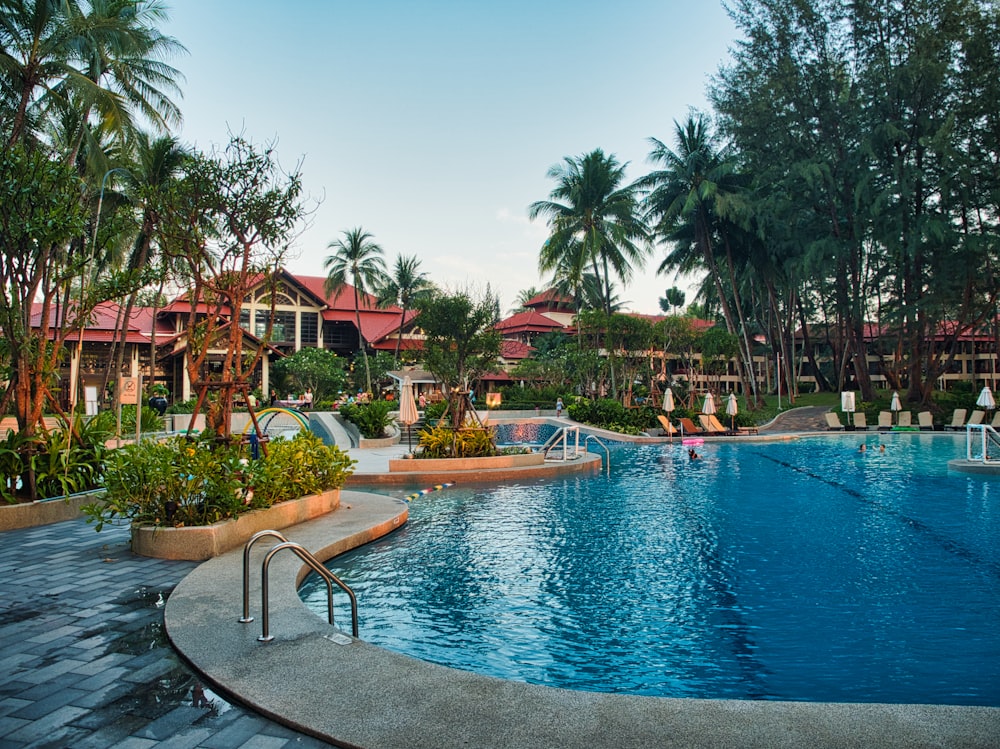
824,412 -> 845,430
878,411 -> 892,430
656,414 -> 678,436
853,412 -> 868,430
992,411 -> 1000,428
897,411 -> 912,428
699,414 -> 734,435
945,409 -> 967,430
967,410 -> 984,426
678,417 -> 704,436
918,411 -> 934,430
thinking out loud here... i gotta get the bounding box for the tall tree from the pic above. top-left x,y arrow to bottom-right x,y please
324,227 -> 387,395
0,0 -> 185,150
418,287 -> 502,428
530,149 -> 650,318
376,254 -> 433,365
642,115 -> 760,405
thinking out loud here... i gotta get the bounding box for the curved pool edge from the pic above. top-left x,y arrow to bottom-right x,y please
164,491 -> 1000,749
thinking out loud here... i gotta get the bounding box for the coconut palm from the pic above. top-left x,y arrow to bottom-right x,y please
0,0 -> 185,150
376,254 -> 433,364
104,132 -> 188,402
641,115 -> 759,405
324,227 -> 387,394
529,149 -> 650,318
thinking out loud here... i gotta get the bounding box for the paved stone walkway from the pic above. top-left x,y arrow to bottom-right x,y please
0,518 -> 331,748
758,405 -> 831,433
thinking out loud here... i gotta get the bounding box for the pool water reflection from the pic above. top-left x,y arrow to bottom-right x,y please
302,434 -> 1000,705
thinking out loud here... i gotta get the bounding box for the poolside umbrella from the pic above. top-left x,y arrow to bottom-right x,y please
663,386 -> 675,442
977,385 -> 996,415
399,376 -> 419,453
702,392 -> 716,415
726,392 -> 738,431
890,391 -> 902,425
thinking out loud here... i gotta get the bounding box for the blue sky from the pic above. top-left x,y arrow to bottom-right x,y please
161,1 -> 738,314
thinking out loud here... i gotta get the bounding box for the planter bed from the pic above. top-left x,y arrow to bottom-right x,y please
0,491 -> 99,532
388,453 -> 544,472
131,489 -> 341,561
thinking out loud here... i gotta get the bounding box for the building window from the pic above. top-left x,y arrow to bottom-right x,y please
268,311 -> 296,344
324,321 -> 356,350
300,312 -> 319,347
239,309 -> 251,333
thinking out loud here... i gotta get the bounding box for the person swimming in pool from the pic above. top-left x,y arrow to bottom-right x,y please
688,448 -> 701,460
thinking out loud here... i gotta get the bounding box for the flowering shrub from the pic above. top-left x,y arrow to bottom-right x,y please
416,423 -> 497,458
83,431 -> 354,530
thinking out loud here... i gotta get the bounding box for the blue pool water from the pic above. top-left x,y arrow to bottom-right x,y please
302,434 -> 1000,705
492,421 -> 559,446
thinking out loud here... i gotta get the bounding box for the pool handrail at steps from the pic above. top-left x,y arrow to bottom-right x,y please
240,530 -> 358,641
965,423 -> 1000,463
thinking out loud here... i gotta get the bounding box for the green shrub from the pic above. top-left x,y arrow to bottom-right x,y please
84,431 -> 355,530
1,414 -> 112,503
565,397 -> 657,435
340,400 -> 393,439
416,423 -> 497,458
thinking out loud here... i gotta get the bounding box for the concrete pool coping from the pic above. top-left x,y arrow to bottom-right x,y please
165,490 -> 1000,749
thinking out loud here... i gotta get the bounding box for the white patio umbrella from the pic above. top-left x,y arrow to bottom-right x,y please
726,392 -> 738,431
977,385 -> 996,413
398,376 -> 419,453
702,392 -> 716,415
662,387 -> 675,443
890,391 -> 902,425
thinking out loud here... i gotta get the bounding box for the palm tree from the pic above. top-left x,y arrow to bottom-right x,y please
104,132 -> 188,404
659,286 -> 686,315
641,115 -> 760,405
0,0 -> 185,150
324,227 -> 387,394
510,286 -> 541,314
529,149 -> 650,318
376,254 -> 433,364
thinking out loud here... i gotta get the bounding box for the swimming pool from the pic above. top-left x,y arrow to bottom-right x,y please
301,433 -> 1000,706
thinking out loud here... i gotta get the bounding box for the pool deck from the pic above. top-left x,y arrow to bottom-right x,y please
2,410 -> 998,747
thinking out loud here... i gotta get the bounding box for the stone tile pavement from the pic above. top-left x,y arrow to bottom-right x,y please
0,518 -> 333,748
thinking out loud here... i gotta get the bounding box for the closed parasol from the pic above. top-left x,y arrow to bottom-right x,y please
890,391 -> 902,425
976,385 -> 996,411
702,392 -> 716,415
726,392 -> 738,431
399,376 -> 419,452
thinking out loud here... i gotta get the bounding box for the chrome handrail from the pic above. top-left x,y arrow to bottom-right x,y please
583,434 -> 610,475
239,530 -> 289,623
965,423 -> 1000,464
257,541 -> 358,642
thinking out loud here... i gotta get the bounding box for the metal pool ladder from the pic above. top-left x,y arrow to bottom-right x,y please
240,530 -> 359,642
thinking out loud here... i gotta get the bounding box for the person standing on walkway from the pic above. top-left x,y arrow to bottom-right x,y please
556,397 -> 564,417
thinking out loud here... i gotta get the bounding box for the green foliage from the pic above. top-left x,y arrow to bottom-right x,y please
339,399 -> 393,439
247,432 -> 355,506
271,347 -> 348,403
565,397 -> 658,435
0,414 -> 112,503
418,288 -> 502,396
423,400 -> 448,422
84,431 -> 354,530
351,351 -> 395,394
416,424 -> 497,458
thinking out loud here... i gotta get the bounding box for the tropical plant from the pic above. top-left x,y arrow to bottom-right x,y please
641,114 -> 760,406
530,149 -> 651,319
324,227 -> 387,395
270,347 -> 348,404
84,431 -> 354,530
339,399 -> 392,439
376,254 -> 433,364
417,287 -> 502,428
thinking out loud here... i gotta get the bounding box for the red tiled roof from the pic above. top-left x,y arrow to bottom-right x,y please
496,310 -> 565,333
524,289 -> 574,309
500,339 -> 534,359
